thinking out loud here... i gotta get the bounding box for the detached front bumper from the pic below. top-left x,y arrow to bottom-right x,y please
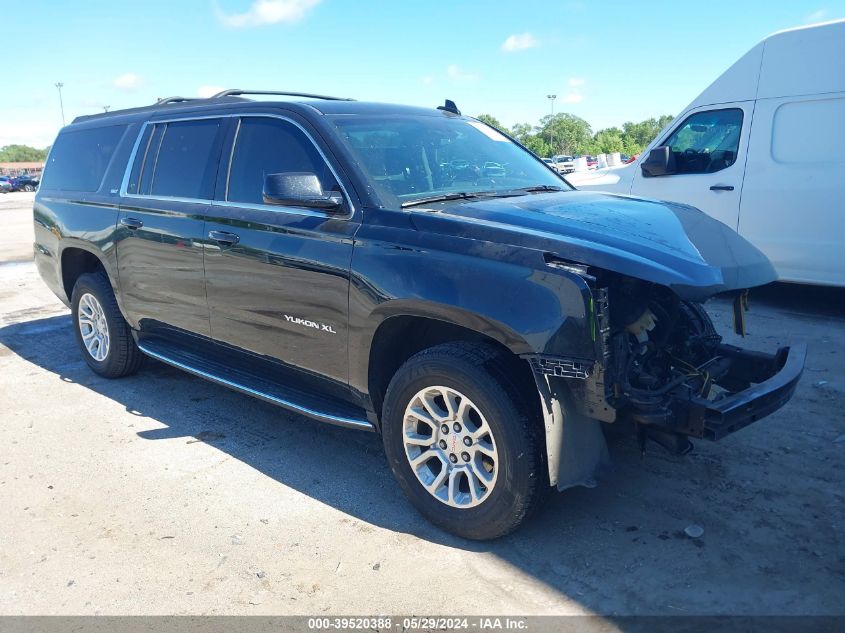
675,343 -> 806,441
629,342 -> 807,442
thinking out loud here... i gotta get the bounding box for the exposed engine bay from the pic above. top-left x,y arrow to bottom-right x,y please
591,274 -> 804,453
530,269 -> 805,492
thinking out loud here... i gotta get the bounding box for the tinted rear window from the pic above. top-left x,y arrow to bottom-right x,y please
147,119 -> 221,199
40,125 -> 127,192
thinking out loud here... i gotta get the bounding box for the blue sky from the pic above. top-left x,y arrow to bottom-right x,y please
2,0 -> 843,148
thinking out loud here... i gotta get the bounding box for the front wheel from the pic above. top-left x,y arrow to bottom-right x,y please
71,272 -> 143,378
382,342 -> 545,540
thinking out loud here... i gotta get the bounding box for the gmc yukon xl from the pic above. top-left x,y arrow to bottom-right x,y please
33,90 -> 805,539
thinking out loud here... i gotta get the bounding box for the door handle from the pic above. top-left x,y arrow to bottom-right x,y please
709,185 -> 735,191
120,217 -> 143,230
208,230 -> 240,246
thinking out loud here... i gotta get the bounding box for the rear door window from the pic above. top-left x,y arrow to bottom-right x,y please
41,124 -> 127,192
143,119 -> 222,199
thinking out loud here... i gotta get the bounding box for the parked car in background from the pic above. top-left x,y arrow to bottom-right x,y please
552,155 -> 575,173
569,19 -> 845,287
12,174 -> 39,191
0,177 -> 13,193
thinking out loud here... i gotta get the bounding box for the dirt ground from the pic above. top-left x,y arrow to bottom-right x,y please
0,191 -> 843,616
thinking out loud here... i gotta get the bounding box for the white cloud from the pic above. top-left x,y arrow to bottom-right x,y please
501,32 -> 539,52
197,85 -> 226,98
421,76 -> 434,86
804,8 -> 827,22
559,77 -> 586,103
447,64 -> 479,82
112,73 -> 143,92
216,0 -> 321,27
0,119 -> 59,148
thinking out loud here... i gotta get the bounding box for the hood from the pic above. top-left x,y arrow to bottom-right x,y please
410,191 -> 776,301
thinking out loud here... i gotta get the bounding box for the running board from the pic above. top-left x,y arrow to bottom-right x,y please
137,339 -> 374,431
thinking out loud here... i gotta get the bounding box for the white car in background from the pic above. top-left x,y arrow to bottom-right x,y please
552,155 -> 575,174
569,19 -> 845,287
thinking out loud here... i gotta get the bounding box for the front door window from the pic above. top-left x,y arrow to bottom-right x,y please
664,108 -> 743,175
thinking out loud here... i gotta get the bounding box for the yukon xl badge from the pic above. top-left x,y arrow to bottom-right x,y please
284,314 -> 337,334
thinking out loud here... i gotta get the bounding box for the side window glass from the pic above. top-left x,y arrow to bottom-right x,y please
148,119 -> 221,199
126,124 -> 159,195
227,117 -> 338,205
663,108 -> 743,175
40,124 -> 127,192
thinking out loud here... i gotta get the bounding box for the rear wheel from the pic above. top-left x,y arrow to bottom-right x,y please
71,272 -> 143,378
382,342 -> 544,540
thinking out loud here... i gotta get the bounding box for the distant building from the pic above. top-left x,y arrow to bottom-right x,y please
0,162 -> 44,176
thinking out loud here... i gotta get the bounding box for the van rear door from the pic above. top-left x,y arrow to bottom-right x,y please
629,103 -> 752,232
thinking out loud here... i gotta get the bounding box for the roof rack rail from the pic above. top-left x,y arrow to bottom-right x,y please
210,89 -> 355,101
155,96 -> 198,105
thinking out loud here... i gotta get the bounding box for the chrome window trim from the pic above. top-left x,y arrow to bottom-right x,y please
118,112 -> 355,220
133,124 -> 155,195
210,199 -> 337,219
224,118 -> 242,203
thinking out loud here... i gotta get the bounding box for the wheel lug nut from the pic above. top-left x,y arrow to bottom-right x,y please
441,424 -> 450,434
461,452 -> 470,462
463,437 -> 472,446
449,454 -> 458,464
453,422 -> 462,432
439,439 -> 447,449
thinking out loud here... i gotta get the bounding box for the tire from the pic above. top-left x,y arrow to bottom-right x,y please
71,272 -> 143,378
382,342 -> 544,540
24,185 -> 34,192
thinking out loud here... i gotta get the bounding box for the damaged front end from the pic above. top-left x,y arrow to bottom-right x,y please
529,272 -> 805,491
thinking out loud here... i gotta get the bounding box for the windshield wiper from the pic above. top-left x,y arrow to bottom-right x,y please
401,191 -> 499,208
401,186 -> 560,208
507,185 -> 567,194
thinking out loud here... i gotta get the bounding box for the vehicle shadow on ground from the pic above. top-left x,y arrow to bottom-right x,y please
2,313 -> 841,616
746,282 -> 845,320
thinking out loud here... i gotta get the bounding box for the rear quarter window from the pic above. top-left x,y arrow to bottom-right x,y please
40,124 -> 127,192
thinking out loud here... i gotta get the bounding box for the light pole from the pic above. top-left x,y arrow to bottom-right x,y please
547,94 -> 556,155
55,82 -> 65,126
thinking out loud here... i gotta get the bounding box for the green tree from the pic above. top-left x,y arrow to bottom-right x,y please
592,127 -> 625,154
475,114 -> 510,135
538,113 -> 593,156
509,122 -> 535,143
520,135 -> 552,157
619,115 -> 674,154
0,144 -> 49,162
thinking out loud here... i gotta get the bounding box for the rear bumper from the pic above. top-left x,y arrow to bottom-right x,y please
673,343 -> 806,441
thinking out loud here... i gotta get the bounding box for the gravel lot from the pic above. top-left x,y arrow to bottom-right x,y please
1,190 -> 843,616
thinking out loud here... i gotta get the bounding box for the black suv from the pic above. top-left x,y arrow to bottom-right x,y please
33,90 -> 804,539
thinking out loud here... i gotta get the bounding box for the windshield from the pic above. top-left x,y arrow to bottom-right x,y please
331,115 -> 570,206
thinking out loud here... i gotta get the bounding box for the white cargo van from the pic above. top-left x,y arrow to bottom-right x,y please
569,20 -> 845,287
